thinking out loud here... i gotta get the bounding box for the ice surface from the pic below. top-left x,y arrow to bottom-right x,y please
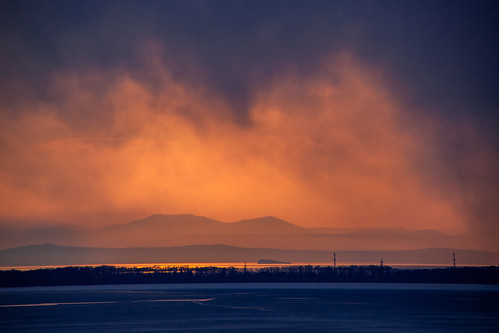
1,283 -> 498,332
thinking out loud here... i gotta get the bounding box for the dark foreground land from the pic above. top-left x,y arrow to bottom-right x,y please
1,265 -> 498,287
1,283 -> 498,332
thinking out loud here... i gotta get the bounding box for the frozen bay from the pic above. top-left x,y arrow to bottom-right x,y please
1,283 -> 498,332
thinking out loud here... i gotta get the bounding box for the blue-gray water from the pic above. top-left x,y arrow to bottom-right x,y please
1,283 -> 498,332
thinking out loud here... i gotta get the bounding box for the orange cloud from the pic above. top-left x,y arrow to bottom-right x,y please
0,51 -> 495,246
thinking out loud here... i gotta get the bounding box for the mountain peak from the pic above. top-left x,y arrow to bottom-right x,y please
231,216 -> 305,234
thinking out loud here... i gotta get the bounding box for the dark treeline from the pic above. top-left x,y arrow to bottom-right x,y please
1,265 -> 498,287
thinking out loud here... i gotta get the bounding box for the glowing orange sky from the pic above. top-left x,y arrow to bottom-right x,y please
0,51 -> 496,238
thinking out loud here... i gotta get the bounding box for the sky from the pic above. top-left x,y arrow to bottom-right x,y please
0,1 -> 498,246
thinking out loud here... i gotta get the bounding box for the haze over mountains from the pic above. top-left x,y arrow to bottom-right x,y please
0,214 -> 481,252
1,214 -> 497,267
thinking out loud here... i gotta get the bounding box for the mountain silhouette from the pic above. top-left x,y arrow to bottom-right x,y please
0,214 -> 480,251
1,244 -> 497,267
99,214 -> 306,235
228,216 -> 307,234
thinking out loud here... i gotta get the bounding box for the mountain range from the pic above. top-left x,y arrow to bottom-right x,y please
1,244 -> 497,267
0,214 -> 476,251
1,214 -> 495,267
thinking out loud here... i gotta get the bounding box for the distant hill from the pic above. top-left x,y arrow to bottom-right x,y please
99,214 -> 225,235
0,214 -> 483,251
0,244 -> 497,267
228,216 -> 307,234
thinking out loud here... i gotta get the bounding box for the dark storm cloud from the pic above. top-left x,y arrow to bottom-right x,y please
2,1 -> 498,126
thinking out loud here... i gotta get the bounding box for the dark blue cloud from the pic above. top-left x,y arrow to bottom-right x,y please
1,0 -> 498,130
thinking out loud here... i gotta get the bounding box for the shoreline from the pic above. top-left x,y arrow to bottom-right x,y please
1,264 -> 498,288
